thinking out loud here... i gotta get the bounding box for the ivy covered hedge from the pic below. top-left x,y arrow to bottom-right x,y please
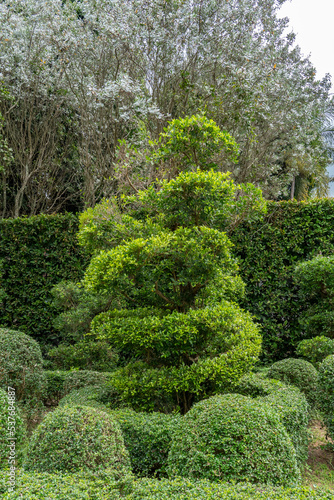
231,199 -> 334,360
1,200 -> 334,360
0,214 -> 88,347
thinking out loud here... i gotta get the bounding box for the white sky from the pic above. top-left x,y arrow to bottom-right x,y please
278,0 -> 334,196
278,0 -> 334,83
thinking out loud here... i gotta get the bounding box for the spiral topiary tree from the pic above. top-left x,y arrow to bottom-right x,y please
76,117 -> 266,413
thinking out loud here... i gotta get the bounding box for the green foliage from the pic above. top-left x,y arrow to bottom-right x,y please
0,329 -> 46,402
267,358 -> 318,407
111,409 -> 182,478
0,388 -> 25,469
231,374 -> 310,467
230,199 -> 334,361
123,478 -> 334,500
1,472 -> 333,500
294,255 -> 334,337
78,167 -> 264,412
131,169 -> 266,233
58,385 -> 111,412
154,114 -> 240,171
47,340 -> 118,371
297,336 -> 334,367
318,355 -> 334,444
0,214 -> 88,346
99,302 -> 261,412
50,280 -> 120,341
44,370 -> 112,405
167,393 -> 300,486
24,405 -> 131,474
0,469 -> 128,500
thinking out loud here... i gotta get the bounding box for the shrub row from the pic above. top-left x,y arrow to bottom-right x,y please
1,472 -> 334,500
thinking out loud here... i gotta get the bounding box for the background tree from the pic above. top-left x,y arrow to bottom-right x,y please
0,0 -> 331,216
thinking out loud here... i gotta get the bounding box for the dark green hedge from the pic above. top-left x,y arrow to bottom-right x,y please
2,200 -> 334,360
231,199 -> 334,360
0,214 -> 88,347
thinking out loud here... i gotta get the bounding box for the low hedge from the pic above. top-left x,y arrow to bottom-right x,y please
267,358 -> 318,407
1,472 -> 334,500
167,394 -> 300,486
0,469 -> 128,499
24,405 -> 131,475
44,370 -> 112,405
112,409 -> 182,478
231,374 -> 310,466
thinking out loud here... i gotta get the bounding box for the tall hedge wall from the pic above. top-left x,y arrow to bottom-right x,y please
231,199 -> 334,361
0,214 -> 88,348
1,200 -> 334,360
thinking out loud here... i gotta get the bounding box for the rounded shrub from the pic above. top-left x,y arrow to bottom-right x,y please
24,405 -> 131,475
267,358 -> 318,407
112,409 -> 182,478
167,394 -> 300,486
297,336 -> 334,368
0,388 -> 25,469
0,328 -> 46,401
231,374 -> 309,467
58,385 -> 110,412
318,355 -> 334,444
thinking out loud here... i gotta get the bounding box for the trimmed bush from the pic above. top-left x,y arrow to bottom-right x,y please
0,329 -> 46,401
167,394 -> 300,486
0,388 -> 25,469
231,374 -> 309,466
112,409 -> 182,478
267,358 -> 318,407
44,370 -> 112,405
24,405 -> 131,475
297,336 -> 334,368
58,385 -> 110,412
318,355 -> 334,443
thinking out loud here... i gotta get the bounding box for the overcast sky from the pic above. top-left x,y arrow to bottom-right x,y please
278,0 -> 334,83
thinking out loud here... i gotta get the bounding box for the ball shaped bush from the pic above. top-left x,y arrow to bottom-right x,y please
296,336 -> 334,368
267,358 -> 318,407
0,388 -> 25,468
24,405 -> 131,475
167,394 -> 300,486
318,355 -> 334,443
0,328 -> 46,401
